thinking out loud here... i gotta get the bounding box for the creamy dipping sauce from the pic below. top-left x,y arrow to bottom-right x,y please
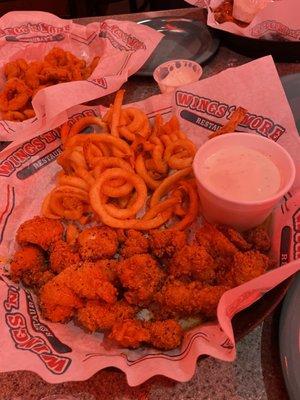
199,145 -> 281,202
161,69 -> 194,86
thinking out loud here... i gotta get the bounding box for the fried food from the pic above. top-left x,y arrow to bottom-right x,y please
39,269 -> 83,322
66,261 -> 118,303
11,215 -> 273,350
156,279 -> 229,318
117,254 -> 165,305
0,48 -> 100,121
120,229 -> 149,259
244,225 -> 271,253
148,229 -> 187,259
16,216 -> 63,250
147,320 -> 183,350
233,250 -> 269,285
10,246 -> 49,287
78,226 -> 118,260
109,319 -> 150,349
77,300 -> 135,332
169,244 -> 216,282
195,223 -> 238,257
42,90 -> 199,231
213,0 -> 249,27
49,239 -> 80,273
209,107 -> 247,139
218,225 -> 252,251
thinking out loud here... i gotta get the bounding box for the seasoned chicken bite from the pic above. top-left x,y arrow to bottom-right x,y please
147,320 -> 183,350
169,244 -> 215,282
218,225 -> 252,251
16,216 -> 63,250
78,226 -> 118,260
117,254 -> 165,305
10,246 -> 49,287
77,300 -> 135,332
148,229 -> 187,258
39,268 -> 82,322
49,240 -> 80,273
66,260 -> 118,303
244,226 -> 271,253
195,223 -> 238,257
109,319 -> 150,349
156,279 -> 228,317
233,250 -> 269,285
120,230 -> 149,259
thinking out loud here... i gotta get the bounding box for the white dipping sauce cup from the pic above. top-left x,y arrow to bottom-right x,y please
193,132 -> 296,231
153,59 -> 203,94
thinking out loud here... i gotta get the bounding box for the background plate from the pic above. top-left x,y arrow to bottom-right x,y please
279,273 -> 300,400
137,18 -> 220,76
280,73 -> 300,133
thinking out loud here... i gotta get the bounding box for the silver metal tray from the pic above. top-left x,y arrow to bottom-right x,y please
137,18 -> 220,76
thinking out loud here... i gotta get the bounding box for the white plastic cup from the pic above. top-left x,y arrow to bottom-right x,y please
193,132 -> 296,231
153,59 -> 203,94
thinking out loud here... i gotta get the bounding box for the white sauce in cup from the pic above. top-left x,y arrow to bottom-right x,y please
199,145 -> 281,202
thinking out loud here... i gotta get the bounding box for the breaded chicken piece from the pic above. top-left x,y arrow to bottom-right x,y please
78,226 -> 118,260
147,320 -> 183,350
76,300 -> 135,332
195,223 -> 238,257
117,254 -> 165,305
16,216 -> 63,250
148,229 -> 187,258
218,225 -> 252,251
39,268 -> 82,322
120,230 -> 149,259
245,226 -> 271,253
49,240 -> 80,273
66,261 -> 118,303
233,250 -> 269,285
10,246 -> 48,287
109,319 -> 150,349
156,279 -> 228,317
169,244 -> 215,282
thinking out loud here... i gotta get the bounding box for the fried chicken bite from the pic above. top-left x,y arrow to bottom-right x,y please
109,319 -> 150,349
10,246 -> 49,287
156,279 -> 228,318
120,230 -> 149,259
76,300 -> 135,332
169,244 -> 215,282
116,254 -> 165,305
78,226 -> 118,260
218,225 -> 252,251
39,268 -> 83,322
147,320 -> 183,350
244,226 -> 271,253
16,216 -> 63,250
49,240 -> 80,273
148,229 -> 187,258
66,260 -> 118,303
195,223 -> 238,257
233,250 -> 269,285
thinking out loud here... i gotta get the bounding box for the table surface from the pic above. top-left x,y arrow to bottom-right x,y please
1,7 -> 299,400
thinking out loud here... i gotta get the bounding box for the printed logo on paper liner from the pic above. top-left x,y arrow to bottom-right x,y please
2,282 -> 71,374
292,208 -> 300,260
99,22 -> 146,52
0,130 -> 60,178
251,20 -> 300,41
176,90 -> 286,140
0,23 -> 69,43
